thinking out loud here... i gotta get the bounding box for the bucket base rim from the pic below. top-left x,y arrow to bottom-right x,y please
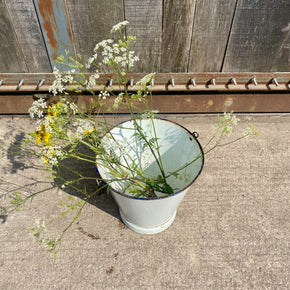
119,209 -> 177,234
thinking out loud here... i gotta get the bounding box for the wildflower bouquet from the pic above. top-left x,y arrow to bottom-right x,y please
28,23 -> 168,197
6,21 -> 260,254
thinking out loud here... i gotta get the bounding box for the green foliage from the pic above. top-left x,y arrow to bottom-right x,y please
10,21 -> 260,256
11,191 -> 25,211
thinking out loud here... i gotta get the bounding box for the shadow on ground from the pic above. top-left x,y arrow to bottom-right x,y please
2,134 -> 120,222
53,143 -> 120,220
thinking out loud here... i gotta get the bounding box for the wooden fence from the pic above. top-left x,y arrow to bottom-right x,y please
1,0 -> 289,73
0,0 -> 289,113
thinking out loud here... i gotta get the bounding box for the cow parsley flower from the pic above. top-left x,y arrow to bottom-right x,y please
110,21 -> 129,33
28,98 -> 47,119
94,39 -> 114,52
113,93 -> 124,109
41,145 -> 64,166
98,90 -> 110,100
245,123 -> 261,137
86,54 -> 97,69
137,73 -> 156,87
86,73 -> 100,90
49,67 -> 75,95
141,110 -> 159,119
69,102 -> 79,114
213,112 -> 240,136
75,119 -> 95,136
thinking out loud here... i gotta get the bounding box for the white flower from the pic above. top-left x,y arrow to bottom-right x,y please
52,67 -> 62,79
137,73 -> 155,86
28,98 -> 47,119
86,55 -> 96,69
113,93 -> 124,109
245,123 -> 260,137
141,110 -> 159,119
69,102 -> 79,114
126,51 -> 139,68
86,73 -> 100,90
62,74 -> 73,83
215,112 -> 240,136
110,21 -> 129,33
49,78 -> 65,96
49,67 -> 76,95
41,145 -> 64,166
94,39 -> 114,52
98,90 -> 110,100
74,119 -> 95,136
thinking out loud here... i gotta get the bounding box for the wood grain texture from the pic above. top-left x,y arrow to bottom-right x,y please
1,92 -> 289,114
124,0 -> 163,72
66,0 -> 124,72
161,0 -> 196,72
5,0 -> 51,72
0,0 -> 27,72
188,0 -> 237,72
223,0 -> 290,72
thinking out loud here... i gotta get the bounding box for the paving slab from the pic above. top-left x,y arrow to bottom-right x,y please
0,114 -> 289,289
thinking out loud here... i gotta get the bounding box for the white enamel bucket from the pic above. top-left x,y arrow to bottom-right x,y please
97,118 -> 204,234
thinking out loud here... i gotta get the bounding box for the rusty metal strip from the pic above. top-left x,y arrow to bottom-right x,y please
1,92 -> 289,114
0,72 -> 289,113
33,0 -> 75,70
78,92 -> 290,113
0,72 -> 289,92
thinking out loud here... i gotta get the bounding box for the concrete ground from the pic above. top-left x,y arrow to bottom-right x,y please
0,114 -> 289,289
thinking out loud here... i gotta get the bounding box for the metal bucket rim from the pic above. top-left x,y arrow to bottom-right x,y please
96,117 -> 204,200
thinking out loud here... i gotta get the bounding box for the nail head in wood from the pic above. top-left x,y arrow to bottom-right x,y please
230,77 -> 237,85
272,78 -> 279,86
16,79 -> 24,90
36,78 -> 45,90
250,77 -> 258,86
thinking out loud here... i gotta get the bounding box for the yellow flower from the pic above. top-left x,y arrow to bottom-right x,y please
84,128 -> 95,142
35,125 -> 51,145
84,129 -> 94,135
47,106 -> 56,117
47,102 -> 62,117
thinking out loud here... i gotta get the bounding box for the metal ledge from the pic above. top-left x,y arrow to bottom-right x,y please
0,72 -> 289,92
0,73 -> 289,114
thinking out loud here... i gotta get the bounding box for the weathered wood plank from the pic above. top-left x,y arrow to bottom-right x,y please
188,0 -> 237,72
0,0 -> 27,72
33,0 -> 75,70
124,0 -> 163,72
151,92 -> 290,113
161,0 -> 196,72
1,92 -> 289,114
5,0 -> 51,72
223,0 -> 290,72
66,0 -> 124,72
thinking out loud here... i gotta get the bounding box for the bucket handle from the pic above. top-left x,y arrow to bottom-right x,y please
191,131 -> 199,138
